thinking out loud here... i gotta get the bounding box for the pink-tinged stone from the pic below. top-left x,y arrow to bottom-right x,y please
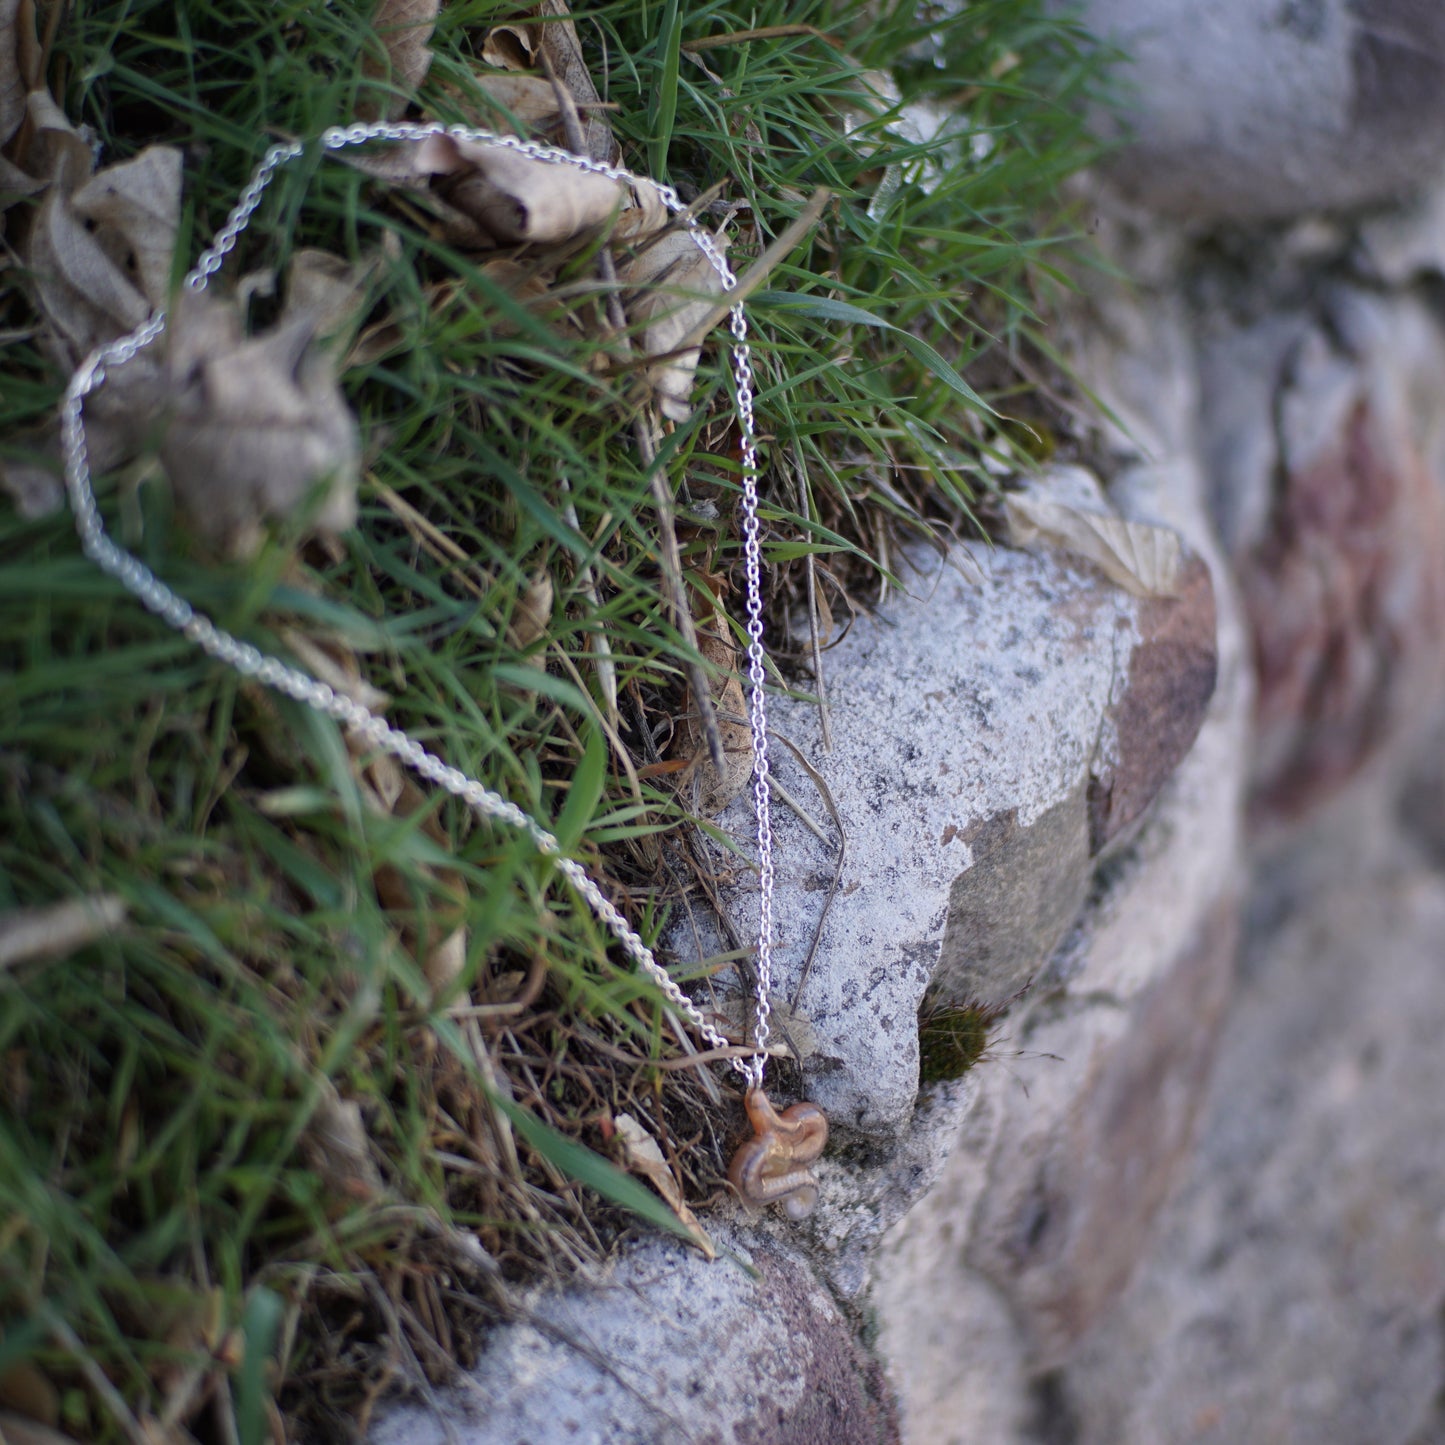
965,897 -> 1238,1364
1089,552 -> 1219,854
1242,395 -> 1445,822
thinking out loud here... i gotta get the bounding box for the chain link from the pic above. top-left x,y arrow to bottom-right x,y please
59,122 -> 777,1090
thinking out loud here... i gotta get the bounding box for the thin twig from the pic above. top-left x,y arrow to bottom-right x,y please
791,441 -> 831,750
39,1302 -> 152,1445
558,474 -> 618,726
543,49 -> 724,774
682,24 -> 839,52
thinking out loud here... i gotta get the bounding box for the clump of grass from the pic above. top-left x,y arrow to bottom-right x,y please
918,1002 -> 998,1084
0,0 -> 1107,1438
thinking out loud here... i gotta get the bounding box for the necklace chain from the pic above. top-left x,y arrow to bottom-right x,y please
58,121 -> 776,1090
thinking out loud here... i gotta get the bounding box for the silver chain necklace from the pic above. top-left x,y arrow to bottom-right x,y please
58,120 -> 827,1217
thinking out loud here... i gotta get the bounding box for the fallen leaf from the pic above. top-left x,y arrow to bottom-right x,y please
674,610 -> 752,816
1003,488 -> 1183,598
414,129 -> 623,245
25,136 -> 172,365
509,567 -> 554,652
613,1113 -> 714,1257
473,72 -> 568,132
156,291 -> 360,555
0,454 -> 62,518
480,21 -> 536,72
284,247 -> 382,353
0,894 -> 128,971
280,628 -> 390,715
363,0 -> 438,119
71,145 -> 184,306
619,225 -> 730,421
536,0 -> 615,164
299,1080 -> 386,1206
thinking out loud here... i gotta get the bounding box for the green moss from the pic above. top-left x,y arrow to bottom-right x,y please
918,1003 -> 993,1083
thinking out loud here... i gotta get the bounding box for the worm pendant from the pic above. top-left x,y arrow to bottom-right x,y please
728,1088 -> 828,1220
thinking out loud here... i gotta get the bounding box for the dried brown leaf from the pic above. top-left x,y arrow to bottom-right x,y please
480,22 -> 536,72
536,0 -> 615,164
473,71 -> 566,131
508,568 -> 554,651
281,628 -> 391,715
300,1082 -> 386,1206
25,135 -> 172,366
619,227 -> 729,421
285,247 -> 382,354
0,894 -> 128,971
365,0 -> 438,118
71,146 -> 183,306
415,130 -> 623,245
675,614 -> 751,816
1003,489 -> 1183,598
612,1113 -> 714,1257
157,292 -> 360,555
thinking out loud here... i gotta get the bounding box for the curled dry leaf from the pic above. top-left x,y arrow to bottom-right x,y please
1003,488 -> 1184,598
674,611 -> 752,816
70,146 -> 184,306
537,0 -> 616,165
612,1113 -> 715,1257
156,291 -> 360,556
414,129 -> 623,246
362,0 -> 438,119
24,123 -> 180,364
619,226 -> 730,421
285,246 -> 383,355
481,21 -> 536,72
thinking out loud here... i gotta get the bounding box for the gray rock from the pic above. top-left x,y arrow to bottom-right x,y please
372,1227 -> 900,1445
681,540 -> 1118,1134
1066,0 -> 1445,220
1048,865 -> 1445,1445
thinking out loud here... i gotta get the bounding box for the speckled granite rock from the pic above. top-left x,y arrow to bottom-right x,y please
372,1228 -> 901,1445
682,475 -> 1219,1137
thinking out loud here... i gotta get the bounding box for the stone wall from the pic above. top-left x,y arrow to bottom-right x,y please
374,8 -> 1445,1441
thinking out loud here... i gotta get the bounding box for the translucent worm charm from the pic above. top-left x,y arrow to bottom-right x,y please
728,1089 -> 828,1220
